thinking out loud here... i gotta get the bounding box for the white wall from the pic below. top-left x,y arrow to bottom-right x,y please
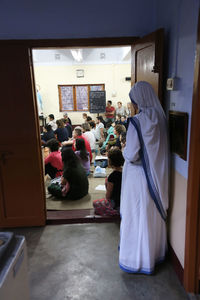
169,170 -> 187,267
34,63 -> 131,124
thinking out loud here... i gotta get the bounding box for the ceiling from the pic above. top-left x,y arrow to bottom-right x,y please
32,47 -> 131,65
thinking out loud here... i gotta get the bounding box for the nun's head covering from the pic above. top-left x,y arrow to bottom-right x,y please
129,81 -> 165,118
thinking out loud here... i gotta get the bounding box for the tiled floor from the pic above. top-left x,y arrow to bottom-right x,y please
10,223 -> 190,300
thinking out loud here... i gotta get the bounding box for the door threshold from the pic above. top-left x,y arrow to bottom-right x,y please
46,209 -> 120,225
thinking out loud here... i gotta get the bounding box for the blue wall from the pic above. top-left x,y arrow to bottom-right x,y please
156,0 -> 199,178
0,0 -> 156,39
0,0 -> 199,178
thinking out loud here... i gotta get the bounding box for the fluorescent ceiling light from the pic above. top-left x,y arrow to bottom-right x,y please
71,49 -> 83,62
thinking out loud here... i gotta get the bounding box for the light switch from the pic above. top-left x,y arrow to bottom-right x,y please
166,78 -> 174,90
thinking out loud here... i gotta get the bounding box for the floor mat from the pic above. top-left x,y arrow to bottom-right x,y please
46,172 -> 109,211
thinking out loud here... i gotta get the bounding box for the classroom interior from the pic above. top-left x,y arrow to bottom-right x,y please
32,46 -> 131,221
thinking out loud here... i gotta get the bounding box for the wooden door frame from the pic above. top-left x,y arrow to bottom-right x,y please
0,37 -> 139,48
184,10 -> 200,293
0,36 -> 139,222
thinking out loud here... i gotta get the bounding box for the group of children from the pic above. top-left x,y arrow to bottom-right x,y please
42,110 -> 128,217
41,113 -> 72,145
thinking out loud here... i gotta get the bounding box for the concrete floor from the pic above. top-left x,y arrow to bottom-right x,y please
10,223 -> 191,300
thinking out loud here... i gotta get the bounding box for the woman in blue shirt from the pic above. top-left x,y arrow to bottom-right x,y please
54,119 -> 69,143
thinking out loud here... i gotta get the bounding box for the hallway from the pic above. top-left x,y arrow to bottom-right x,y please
11,223 -> 189,300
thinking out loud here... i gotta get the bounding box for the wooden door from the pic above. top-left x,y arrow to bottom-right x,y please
131,29 -> 164,104
0,45 -> 46,227
184,10 -> 200,293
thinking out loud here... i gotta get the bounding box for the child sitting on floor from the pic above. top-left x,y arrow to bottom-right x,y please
75,138 -> 90,176
115,113 -> 122,125
121,115 -> 128,130
100,120 -> 115,151
120,131 -> 127,151
114,124 -> 126,149
41,124 -> 55,145
45,138 -> 63,179
54,119 -> 69,143
93,147 -> 124,216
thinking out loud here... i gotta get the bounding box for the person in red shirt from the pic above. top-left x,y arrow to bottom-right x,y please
105,100 -> 115,123
45,139 -> 63,178
62,127 -> 92,162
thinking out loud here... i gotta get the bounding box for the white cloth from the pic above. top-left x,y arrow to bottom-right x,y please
95,122 -> 104,141
83,131 -> 96,151
48,120 -> 57,131
119,81 -> 169,274
93,166 -> 106,178
91,128 -> 97,141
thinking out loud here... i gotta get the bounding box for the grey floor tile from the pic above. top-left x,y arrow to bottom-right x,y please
10,224 -> 189,300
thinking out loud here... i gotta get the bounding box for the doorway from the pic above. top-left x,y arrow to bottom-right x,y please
0,31 -> 164,226
29,30 -> 164,223
31,46 -> 132,223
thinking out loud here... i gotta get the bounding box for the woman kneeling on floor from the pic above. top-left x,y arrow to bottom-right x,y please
93,147 -> 124,216
48,147 -> 89,199
61,147 -> 89,200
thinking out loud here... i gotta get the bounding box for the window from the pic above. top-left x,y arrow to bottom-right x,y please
58,84 -> 104,111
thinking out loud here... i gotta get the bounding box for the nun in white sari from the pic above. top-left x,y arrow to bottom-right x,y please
119,81 -> 169,274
